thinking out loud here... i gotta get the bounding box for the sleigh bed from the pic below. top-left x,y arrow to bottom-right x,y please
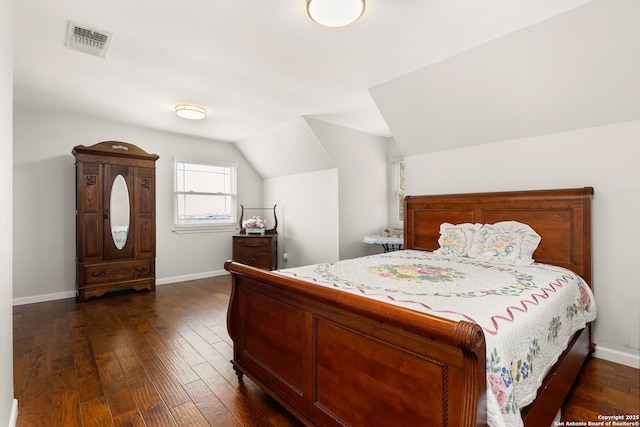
225,187 -> 595,426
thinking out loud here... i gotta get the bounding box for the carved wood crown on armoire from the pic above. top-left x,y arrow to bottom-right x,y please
73,141 -> 159,302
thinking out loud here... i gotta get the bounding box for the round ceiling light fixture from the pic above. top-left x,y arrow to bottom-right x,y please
175,104 -> 207,120
307,0 -> 365,28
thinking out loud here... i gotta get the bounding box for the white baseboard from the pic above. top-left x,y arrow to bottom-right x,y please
12,270 -> 230,306
594,345 -> 640,369
156,269 -> 228,285
8,399 -> 17,427
12,290 -> 76,306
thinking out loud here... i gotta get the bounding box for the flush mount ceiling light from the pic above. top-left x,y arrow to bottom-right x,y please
307,0 -> 365,27
175,104 -> 207,120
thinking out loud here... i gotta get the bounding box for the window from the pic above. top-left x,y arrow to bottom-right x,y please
174,159 -> 237,231
390,158 -> 405,229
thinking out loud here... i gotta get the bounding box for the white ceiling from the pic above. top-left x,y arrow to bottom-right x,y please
14,0 -> 606,147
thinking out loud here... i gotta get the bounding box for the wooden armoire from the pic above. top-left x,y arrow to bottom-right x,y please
73,141 -> 159,302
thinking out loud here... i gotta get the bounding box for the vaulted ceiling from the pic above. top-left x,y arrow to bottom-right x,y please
13,0 -> 640,173
371,0 -> 640,156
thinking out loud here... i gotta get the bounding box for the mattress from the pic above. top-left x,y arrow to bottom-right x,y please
276,249 -> 597,427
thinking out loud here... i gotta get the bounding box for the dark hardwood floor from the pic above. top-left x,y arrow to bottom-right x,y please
13,276 -> 639,426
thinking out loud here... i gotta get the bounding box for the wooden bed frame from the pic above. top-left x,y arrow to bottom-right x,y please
225,187 -> 595,426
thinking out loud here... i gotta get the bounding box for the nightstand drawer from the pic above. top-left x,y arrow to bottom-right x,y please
232,234 -> 277,270
233,236 -> 272,248
234,252 -> 274,267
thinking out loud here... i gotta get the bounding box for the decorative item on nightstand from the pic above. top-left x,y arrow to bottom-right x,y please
242,215 -> 267,235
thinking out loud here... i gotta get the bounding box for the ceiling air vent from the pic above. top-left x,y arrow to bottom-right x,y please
65,22 -> 113,58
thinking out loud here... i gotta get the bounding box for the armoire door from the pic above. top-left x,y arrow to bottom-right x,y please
76,161 -> 104,263
134,166 -> 156,259
103,163 -> 135,260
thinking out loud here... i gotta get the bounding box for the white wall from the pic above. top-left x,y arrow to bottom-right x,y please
305,118 -> 389,260
264,169 -> 339,268
405,120 -> 640,368
234,117 -> 336,179
13,110 -> 263,303
1,0 -> 17,423
262,121 -> 391,269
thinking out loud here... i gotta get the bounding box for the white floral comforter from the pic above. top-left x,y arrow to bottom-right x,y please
276,249 -> 597,427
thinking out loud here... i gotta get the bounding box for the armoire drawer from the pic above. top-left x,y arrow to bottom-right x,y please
82,259 -> 152,285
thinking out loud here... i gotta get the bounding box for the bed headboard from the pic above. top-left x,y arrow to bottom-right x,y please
404,187 -> 594,286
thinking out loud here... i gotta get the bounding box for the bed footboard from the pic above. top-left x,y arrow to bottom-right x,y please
225,261 -> 487,427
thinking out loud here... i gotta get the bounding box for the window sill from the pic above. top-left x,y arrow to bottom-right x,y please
172,224 -> 239,234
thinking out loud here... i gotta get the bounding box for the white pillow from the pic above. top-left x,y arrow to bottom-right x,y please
433,222 -> 482,257
469,221 -> 541,265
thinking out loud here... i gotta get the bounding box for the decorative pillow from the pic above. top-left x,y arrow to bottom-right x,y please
469,221 -> 541,265
433,222 -> 483,257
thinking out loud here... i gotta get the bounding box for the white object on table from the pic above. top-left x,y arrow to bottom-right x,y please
363,234 -> 403,252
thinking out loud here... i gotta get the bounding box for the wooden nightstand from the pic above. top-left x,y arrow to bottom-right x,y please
232,234 -> 278,270
232,205 -> 278,270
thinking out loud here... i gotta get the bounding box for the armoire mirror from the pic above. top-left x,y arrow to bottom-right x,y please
110,174 -> 130,249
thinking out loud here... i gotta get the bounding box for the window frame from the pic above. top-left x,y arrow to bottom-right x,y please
389,157 -> 405,230
172,157 -> 239,233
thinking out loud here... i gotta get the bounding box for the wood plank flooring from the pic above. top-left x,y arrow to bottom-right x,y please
13,276 -> 639,426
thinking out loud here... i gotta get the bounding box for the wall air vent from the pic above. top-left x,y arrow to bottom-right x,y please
65,22 -> 113,58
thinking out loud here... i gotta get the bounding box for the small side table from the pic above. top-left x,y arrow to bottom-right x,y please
363,234 -> 403,252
